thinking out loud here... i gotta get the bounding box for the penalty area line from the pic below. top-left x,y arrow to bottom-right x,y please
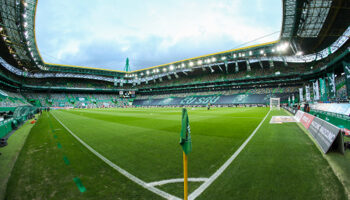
50,112 -> 181,200
189,110 -> 271,200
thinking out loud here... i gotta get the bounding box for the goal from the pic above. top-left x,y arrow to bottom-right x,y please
270,98 -> 280,110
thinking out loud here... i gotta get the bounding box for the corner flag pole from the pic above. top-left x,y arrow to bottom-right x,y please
183,151 -> 188,200
179,108 -> 191,200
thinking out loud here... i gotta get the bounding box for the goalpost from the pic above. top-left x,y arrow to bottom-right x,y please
270,98 -> 280,110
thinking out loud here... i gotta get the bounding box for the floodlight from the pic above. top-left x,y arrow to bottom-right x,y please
249,51 -> 252,56
221,56 -> 226,60
146,71 -> 150,75
260,50 -> 264,54
276,46 -> 281,52
163,68 -> 167,72
189,62 -> 194,67
169,65 -> 174,70
211,57 -> 216,62
296,51 -> 303,56
233,54 -> 237,58
197,60 -> 203,65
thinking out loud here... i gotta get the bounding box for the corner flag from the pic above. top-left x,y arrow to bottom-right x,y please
179,108 -> 191,200
180,108 -> 192,154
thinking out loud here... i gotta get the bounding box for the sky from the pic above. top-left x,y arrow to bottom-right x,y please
35,0 -> 282,71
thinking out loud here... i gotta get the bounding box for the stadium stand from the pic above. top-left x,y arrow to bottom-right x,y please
0,0 -> 349,199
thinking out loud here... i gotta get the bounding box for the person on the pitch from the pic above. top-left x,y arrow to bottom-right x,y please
207,103 -> 211,110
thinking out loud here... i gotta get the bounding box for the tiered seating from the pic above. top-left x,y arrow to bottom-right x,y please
23,93 -> 132,108
135,86 -> 299,100
0,90 -> 31,107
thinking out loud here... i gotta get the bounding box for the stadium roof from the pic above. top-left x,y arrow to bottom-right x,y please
0,0 -> 349,83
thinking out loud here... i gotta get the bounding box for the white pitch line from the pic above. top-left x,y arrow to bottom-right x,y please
50,112 -> 181,200
147,178 -> 208,187
188,110 -> 271,200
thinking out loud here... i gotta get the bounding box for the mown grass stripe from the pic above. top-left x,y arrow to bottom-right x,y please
73,177 -> 86,193
51,112 -> 181,200
189,110 -> 271,200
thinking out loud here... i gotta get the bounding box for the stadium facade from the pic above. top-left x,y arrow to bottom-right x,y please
0,1 -> 349,108
0,1 -> 350,199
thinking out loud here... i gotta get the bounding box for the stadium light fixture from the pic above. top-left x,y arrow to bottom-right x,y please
189,62 -> 194,67
0,27 -> 3,32
221,56 -> 226,60
23,22 -> 27,27
296,51 -> 303,56
211,57 -> 216,62
249,51 -> 252,56
181,63 -> 185,68
242,53 -> 245,57
238,53 -> 241,57
163,68 -> 167,72
146,71 -> 150,75
271,48 -> 275,53
23,2 -> 28,7
197,60 -> 203,65
260,50 -> 264,54
233,54 -> 237,58
277,42 -> 289,52
169,65 -> 174,71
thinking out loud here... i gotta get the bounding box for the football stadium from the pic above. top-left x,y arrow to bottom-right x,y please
0,0 -> 350,199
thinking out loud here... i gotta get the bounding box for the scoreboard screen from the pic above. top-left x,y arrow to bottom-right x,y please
119,91 -> 136,98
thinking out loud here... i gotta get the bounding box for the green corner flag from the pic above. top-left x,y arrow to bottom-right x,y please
180,108 -> 192,155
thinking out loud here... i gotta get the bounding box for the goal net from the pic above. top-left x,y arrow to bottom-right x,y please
270,98 -> 280,110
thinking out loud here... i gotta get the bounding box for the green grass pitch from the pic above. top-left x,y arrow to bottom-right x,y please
3,107 -> 349,199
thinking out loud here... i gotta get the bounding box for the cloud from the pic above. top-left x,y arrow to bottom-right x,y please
36,0 -> 282,71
